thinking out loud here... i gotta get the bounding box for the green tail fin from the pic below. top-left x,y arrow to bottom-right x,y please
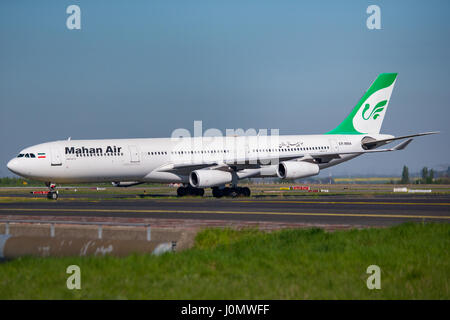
326,73 -> 397,135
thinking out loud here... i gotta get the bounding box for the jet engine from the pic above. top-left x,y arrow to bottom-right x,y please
189,170 -> 232,188
276,161 -> 319,179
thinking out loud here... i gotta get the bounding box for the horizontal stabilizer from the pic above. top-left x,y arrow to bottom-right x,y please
363,131 -> 439,149
337,139 -> 414,155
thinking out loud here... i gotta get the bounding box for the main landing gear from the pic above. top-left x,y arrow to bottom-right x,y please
212,186 -> 251,198
177,186 -> 205,197
45,182 -> 58,200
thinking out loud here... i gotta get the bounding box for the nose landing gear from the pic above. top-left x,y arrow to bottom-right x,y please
45,182 -> 58,200
47,191 -> 58,200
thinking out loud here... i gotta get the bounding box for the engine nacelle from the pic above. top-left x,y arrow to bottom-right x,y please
189,170 -> 232,188
277,161 -> 319,179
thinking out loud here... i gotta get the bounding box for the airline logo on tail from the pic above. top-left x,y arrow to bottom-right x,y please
326,73 -> 397,135
352,78 -> 395,133
362,100 -> 387,120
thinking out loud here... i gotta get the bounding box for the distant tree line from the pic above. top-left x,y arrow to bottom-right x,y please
400,165 -> 410,184
0,177 -> 42,186
399,165 -> 449,184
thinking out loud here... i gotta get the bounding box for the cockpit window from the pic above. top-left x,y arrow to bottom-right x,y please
17,153 -> 36,158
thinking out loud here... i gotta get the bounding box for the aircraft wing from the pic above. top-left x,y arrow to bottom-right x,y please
155,136 -> 424,174
155,162 -> 220,175
155,154 -> 300,174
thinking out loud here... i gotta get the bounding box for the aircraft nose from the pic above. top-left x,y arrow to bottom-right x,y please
7,158 -> 20,175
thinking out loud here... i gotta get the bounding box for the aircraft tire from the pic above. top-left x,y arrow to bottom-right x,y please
177,187 -> 187,197
230,188 -> 239,198
47,191 -> 58,200
212,187 -> 223,198
222,187 -> 231,197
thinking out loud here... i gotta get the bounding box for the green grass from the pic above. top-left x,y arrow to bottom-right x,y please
0,223 -> 449,299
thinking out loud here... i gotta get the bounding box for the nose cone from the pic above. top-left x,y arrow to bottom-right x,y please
7,158 -> 21,175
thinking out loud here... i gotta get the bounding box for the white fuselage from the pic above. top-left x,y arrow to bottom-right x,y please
6,133 -> 392,184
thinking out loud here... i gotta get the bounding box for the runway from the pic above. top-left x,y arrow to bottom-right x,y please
0,194 -> 449,227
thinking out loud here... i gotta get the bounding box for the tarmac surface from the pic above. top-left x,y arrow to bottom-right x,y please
0,193 -> 449,228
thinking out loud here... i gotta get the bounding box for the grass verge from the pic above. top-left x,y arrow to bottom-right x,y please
0,223 -> 448,299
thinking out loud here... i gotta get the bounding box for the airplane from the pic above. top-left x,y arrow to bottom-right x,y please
6,73 -> 438,200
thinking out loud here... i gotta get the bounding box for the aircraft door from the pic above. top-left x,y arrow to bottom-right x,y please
50,148 -> 62,166
128,145 -> 140,163
329,139 -> 339,153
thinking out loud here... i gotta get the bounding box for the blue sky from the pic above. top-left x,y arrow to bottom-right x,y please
1,0 -> 449,177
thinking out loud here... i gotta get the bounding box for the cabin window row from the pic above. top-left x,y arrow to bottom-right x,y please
75,153 -> 124,157
147,147 -> 329,156
148,150 -> 231,156
252,146 -> 330,152
148,151 -> 168,155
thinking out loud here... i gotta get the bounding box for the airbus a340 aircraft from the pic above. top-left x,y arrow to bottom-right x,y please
7,73 -> 437,199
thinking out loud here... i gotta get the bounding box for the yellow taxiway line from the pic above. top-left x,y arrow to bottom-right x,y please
234,200 -> 450,206
148,199 -> 450,206
0,208 -> 448,220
